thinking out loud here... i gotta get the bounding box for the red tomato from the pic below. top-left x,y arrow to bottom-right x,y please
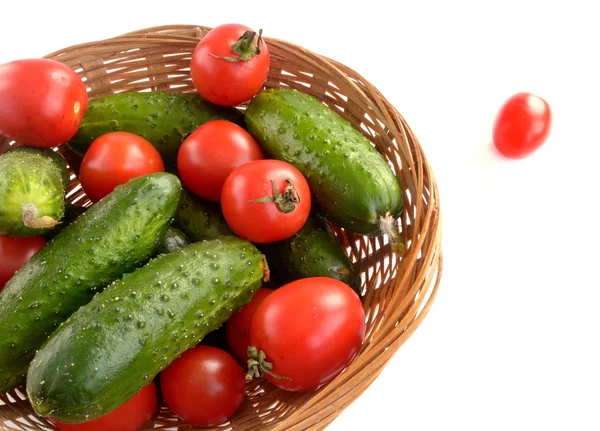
493,92 -> 552,159
221,160 -> 311,243
225,288 -> 274,362
177,120 -> 264,202
49,382 -> 157,431
0,236 -> 46,290
160,346 -> 246,427
0,58 -> 88,147
191,23 -> 270,106
79,132 -> 165,202
248,277 -> 366,392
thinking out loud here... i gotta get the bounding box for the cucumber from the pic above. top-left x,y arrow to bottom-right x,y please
245,88 -> 403,237
260,216 -> 361,292
45,203 -> 87,240
173,187 -> 232,241
8,146 -> 71,191
0,172 -> 181,393
27,237 -> 264,423
157,226 -> 190,254
67,91 -> 244,166
0,147 -> 70,237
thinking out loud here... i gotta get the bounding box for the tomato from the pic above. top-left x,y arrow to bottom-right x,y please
160,346 -> 246,427
79,132 -> 165,202
226,288 -> 274,362
0,235 -> 46,290
177,120 -> 264,202
221,160 -> 311,243
0,58 -> 88,148
492,92 -> 552,159
190,23 -> 270,106
248,277 -> 366,392
49,382 -> 157,431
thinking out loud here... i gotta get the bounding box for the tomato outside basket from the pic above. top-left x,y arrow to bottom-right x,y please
0,25 -> 443,431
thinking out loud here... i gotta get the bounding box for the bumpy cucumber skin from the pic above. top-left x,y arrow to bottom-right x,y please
245,88 -> 403,235
0,173 -> 181,393
0,148 -> 69,237
27,237 -> 263,423
260,216 -> 361,292
8,146 -> 71,191
157,226 -> 190,254
67,91 -> 244,166
173,187 -> 232,242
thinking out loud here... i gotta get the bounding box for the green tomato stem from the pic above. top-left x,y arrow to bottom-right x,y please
246,346 -> 292,382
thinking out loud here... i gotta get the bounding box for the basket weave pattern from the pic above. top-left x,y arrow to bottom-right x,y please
0,25 -> 443,431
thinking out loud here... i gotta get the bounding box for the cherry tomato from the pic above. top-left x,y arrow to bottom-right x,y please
160,346 -> 246,427
221,160 -> 311,243
177,120 -> 264,202
248,277 -> 366,392
191,23 -> 270,106
0,58 -> 88,147
79,132 -> 165,202
493,92 -> 552,159
49,382 -> 157,431
226,288 -> 274,362
0,235 -> 46,290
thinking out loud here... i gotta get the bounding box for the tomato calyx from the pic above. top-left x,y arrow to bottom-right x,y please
249,178 -> 301,214
245,346 -> 291,382
378,212 -> 406,257
22,203 -> 60,229
210,29 -> 264,63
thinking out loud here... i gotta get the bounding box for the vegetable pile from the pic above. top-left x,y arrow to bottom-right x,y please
0,23 -> 406,430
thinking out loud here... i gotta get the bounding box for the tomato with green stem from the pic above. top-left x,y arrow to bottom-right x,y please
190,23 -> 270,106
247,277 -> 366,392
221,159 -> 311,243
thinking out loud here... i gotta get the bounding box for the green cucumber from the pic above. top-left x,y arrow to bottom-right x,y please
0,172 -> 181,393
245,88 -> 403,238
27,237 -> 264,423
173,187 -> 232,241
260,216 -> 361,292
67,91 -> 244,166
0,147 -> 69,237
157,226 -> 190,254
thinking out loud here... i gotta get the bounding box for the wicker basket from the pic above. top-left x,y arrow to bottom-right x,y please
0,25 -> 443,431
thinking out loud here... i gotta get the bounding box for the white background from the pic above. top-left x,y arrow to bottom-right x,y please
2,1 -> 599,430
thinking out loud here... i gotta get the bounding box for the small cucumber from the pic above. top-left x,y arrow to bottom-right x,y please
0,172 -> 181,393
67,91 -> 244,166
260,216 -> 361,292
173,187 -> 232,241
27,237 -> 264,423
0,147 -> 69,237
245,88 -> 403,237
157,226 -> 190,254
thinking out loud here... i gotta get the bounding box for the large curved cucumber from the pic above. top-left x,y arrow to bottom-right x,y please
27,237 -> 264,423
245,88 -> 403,236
